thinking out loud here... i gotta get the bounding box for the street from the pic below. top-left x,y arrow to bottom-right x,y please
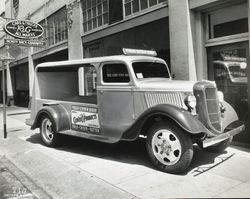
1,106 -> 250,198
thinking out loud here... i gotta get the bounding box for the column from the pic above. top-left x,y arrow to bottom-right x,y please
67,0 -> 83,60
6,47 -> 14,106
168,0 -> 197,81
28,47 -> 34,108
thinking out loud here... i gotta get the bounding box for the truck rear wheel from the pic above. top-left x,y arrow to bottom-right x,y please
146,122 -> 193,174
40,115 -> 59,147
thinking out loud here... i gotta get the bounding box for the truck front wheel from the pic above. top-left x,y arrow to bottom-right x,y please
40,115 -> 59,147
146,122 -> 193,174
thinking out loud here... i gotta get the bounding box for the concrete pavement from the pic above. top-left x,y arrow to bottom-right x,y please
1,106 -> 250,198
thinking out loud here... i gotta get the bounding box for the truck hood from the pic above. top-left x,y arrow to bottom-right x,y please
135,78 -> 195,92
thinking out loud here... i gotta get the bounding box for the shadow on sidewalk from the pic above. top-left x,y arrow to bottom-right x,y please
26,133 -> 233,176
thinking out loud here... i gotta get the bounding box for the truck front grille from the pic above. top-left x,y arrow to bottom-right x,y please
194,81 -> 222,135
205,87 -> 221,132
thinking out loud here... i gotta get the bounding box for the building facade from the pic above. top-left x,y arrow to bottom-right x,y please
0,0 -> 249,143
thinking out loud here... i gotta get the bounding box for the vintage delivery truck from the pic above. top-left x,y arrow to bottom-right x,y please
26,48 -> 245,173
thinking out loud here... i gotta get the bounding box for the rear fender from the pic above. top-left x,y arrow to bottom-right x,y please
31,104 -> 70,132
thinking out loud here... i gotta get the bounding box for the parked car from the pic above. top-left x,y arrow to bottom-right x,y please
26,49 -> 245,173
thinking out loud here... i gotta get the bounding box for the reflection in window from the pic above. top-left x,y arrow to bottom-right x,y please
210,48 -> 248,122
228,64 -> 247,78
103,64 -> 130,83
124,0 -> 167,17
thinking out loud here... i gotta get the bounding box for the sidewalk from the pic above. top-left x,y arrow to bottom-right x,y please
0,106 -> 51,199
0,155 -> 51,199
0,106 -> 136,199
1,105 -> 250,198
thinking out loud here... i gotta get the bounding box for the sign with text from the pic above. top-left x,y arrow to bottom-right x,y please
5,38 -> 45,47
4,20 -> 44,39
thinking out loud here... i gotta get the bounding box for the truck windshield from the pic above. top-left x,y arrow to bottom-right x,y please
132,62 -> 170,79
229,65 -> 247,78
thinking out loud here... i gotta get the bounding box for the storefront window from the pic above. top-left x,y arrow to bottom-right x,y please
124,0 -> 167,17
206,2 -> 249,142
207,43 -> 248,122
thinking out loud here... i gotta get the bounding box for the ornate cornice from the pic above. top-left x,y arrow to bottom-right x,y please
67,0 -> 80,29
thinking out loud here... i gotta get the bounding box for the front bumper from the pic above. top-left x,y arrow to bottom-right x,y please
202,124 -> 245,148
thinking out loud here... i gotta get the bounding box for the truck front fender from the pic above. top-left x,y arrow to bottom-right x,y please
31,104 -> 70,132
122,104 -> 209,140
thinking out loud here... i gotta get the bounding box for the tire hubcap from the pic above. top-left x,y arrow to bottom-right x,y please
152,129 -> 182,165
42,119 -> 54,142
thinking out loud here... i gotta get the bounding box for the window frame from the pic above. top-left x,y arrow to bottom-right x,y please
35,7 -> 68,52
82,0 -> 109,33
204,2 -> 248,48
78,64 -> 98,97
123,0 -> 167,18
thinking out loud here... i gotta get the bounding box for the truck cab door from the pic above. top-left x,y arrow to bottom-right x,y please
97,62 -> 134,142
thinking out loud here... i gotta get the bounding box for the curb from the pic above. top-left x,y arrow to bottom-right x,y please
0,156 -> 52,199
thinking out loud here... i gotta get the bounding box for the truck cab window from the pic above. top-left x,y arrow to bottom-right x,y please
102,63 -> 130,83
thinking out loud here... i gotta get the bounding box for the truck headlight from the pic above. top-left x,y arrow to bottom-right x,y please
184,95 -> 197,110
217,91 -> 224,103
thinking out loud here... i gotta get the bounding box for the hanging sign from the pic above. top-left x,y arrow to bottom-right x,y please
4,38 -> 45,47
4,19 -> 44,39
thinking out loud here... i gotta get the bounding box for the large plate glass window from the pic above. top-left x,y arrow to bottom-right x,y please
206,2 -> 249,142
207,43 -> 248,123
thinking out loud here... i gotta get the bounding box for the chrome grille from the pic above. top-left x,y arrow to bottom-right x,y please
145,92 -> 184,108
205,87 -> 221,131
